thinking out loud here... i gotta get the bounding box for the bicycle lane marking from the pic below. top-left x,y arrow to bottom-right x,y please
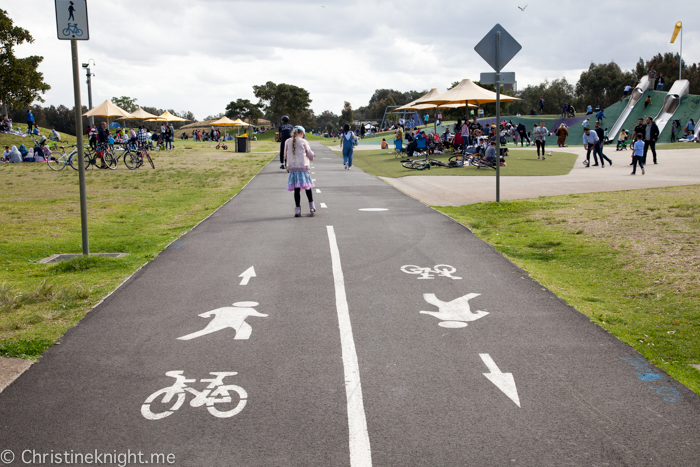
327,225 -> 372,467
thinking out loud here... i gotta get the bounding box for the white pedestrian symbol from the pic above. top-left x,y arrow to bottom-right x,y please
420,293 -> 489,328
178,301 -> 267,341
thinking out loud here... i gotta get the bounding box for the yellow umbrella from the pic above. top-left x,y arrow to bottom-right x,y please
211,116 -> 241,139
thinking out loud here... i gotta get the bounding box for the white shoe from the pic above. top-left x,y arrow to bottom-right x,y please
344,163 -> 348,170
294,207 -> 301,217
309,202 -> 316,213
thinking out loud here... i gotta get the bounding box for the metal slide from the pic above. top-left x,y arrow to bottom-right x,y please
653,79 -> 689,135
606,75 -> 649,142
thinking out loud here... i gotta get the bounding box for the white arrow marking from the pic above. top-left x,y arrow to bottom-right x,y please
479,354 -> 520,407
238,266 -> 256,285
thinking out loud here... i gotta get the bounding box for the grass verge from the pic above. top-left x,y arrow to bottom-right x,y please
343,148 -> 577,178
0,139 -> 272,358
435,185 -> 700,395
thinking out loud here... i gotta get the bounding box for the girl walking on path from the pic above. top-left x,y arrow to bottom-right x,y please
533,121 -> 549,159
341,123 -> 356,169
284,126 -> 316,217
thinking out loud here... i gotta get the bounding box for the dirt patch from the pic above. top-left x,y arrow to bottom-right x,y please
537,186 -> 700,294
0,357 -> 33,393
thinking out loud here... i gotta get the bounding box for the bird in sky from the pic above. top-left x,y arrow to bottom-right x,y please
518,4 -> 528,10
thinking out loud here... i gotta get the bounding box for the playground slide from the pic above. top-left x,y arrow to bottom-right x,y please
653,79 -> 689,135
607,75 -> 649,142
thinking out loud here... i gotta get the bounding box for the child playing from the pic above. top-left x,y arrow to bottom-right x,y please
381,138 -> 388,149
631,133 -> 645,175
284,126 -> 316,217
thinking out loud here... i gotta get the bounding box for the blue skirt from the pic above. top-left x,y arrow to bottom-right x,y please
287,171 -> 314,191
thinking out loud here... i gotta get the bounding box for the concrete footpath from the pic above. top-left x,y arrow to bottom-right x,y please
382,146 -> 700,206
0,142 -> 698,466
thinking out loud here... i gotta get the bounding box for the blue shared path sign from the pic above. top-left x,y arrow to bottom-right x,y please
55,0 -> 89,40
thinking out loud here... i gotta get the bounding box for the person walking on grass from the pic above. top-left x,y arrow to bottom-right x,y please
533,121 -> 548,160
631,133 -> 645,175
284,126 -> 316,217
341,123 -> 356,170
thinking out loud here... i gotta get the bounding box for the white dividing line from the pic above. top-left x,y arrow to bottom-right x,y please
320,203 -> 328,208
326,226 -> 372,466
312,179 -> 317,182
316,189 -> 322,193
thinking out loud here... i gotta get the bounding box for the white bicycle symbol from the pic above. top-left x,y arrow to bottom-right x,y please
400,264 -> 462,280
141,371 -> 247,420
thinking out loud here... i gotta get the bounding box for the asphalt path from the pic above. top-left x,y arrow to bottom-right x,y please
0,142 -> 698,466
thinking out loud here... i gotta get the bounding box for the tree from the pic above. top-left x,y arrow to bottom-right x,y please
252,81 -> 312,125
315,110 -> 338,133
509,78 -> 576,116
575,62 -> 635,110
0,9 -> 51,114
339,101 -> 353,127
112,96 -> 138,112
225,98 -> 263,124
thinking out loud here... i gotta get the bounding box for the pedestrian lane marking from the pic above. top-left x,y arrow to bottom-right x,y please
320,203 -> 327,208
178,302 -> 267,340
326,226 -> 372,466
359,208 -> 387,211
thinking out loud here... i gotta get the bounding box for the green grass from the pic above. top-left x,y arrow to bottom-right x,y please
0,140 -> 272,358
657,141 -> 700,150
0,126 -> 79,151
342,148 -> 577,178
435,185 -> 700,395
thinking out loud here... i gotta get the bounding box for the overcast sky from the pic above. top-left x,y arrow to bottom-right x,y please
7,0 -> 697,120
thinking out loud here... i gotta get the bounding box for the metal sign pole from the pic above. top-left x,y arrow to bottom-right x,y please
495,32 -> 501,203
70,39 -> 89,255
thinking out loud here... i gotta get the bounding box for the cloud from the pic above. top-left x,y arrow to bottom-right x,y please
5,0 -> 698,120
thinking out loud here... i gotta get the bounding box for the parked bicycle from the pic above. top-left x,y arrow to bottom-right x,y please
46,145 -> 76,171
215,141 -> 228,150
70,144 -> 116,170
122,144 -> 155,170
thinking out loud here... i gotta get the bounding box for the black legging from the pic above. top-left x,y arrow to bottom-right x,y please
294,188 -> 313,207
519,132 -> 530,146
536,140 -> 545,156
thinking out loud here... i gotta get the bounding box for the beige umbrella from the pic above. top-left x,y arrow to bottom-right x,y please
120,107 -> 159,120
417,79 -> 519,106
146,110 -> 189,122
396,88 -> 476,134
82,100 -> 132,123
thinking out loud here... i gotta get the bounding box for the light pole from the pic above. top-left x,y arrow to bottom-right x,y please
81,59 -> 95,126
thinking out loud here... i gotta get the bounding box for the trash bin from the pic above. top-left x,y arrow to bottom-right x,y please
236,136 -> 250,153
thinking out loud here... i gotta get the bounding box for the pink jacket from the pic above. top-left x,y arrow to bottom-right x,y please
284,137 -> 314,171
